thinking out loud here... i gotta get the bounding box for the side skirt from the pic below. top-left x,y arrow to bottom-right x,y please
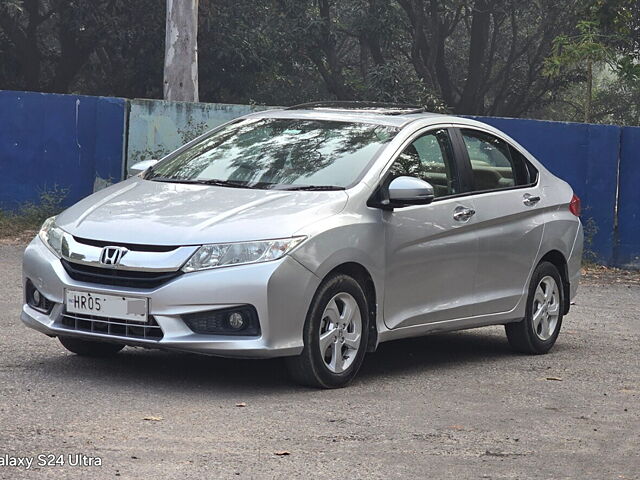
376,310 -> 524,345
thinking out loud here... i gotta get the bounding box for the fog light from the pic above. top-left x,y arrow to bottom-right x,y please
26,280 -> 53,314
228,312 -> 245,330
182,305 -> 260,336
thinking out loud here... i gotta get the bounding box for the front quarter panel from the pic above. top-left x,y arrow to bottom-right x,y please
290,190 -> 386,332
290,213 -> 385,291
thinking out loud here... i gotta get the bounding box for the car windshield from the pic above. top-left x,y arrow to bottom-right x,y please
145,118 -> 398,189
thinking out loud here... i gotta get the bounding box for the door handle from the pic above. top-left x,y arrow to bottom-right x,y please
523,194 -> 541,206
453,206 -> 476,222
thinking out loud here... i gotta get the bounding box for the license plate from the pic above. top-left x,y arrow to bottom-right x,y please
65,289 -> 148,323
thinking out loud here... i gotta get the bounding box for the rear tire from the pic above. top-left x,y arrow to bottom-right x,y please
58,336 -> 125,357
505,261 -> 564,354
286,273 -> 370,388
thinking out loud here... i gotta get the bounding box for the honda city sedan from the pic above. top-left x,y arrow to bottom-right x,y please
22,102 -> 583,388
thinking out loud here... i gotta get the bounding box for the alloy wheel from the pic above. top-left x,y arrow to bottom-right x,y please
532,275 -> 560,341
318,292 -> 362,373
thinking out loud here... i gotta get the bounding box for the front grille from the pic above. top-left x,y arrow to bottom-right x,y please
59,312 -> 164,341
61,259 -> 182,289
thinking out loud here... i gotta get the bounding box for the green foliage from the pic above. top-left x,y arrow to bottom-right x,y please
0,186 -> 68,238
544,21 -> 615,77
582,216 -> 600,264
540,1 -> 640,124
616,55 -> 640,82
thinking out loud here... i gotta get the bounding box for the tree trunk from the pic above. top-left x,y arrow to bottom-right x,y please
316,0 -> 352,100
457,0 -> 491,114
164,0 -> 199,102
585,58 -> 592,124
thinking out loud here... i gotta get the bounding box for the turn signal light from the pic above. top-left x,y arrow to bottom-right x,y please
569,194 -> 581,217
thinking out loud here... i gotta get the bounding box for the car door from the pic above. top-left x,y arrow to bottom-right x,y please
382,127 -> 479,330
453,127 -> 545,316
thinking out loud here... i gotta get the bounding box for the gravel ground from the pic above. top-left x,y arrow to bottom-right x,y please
0,244 -> 638,479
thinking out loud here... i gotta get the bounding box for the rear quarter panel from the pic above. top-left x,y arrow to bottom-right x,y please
537,177 -> 583,300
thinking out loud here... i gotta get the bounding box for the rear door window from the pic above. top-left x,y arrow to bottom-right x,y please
460,129 -> 518,191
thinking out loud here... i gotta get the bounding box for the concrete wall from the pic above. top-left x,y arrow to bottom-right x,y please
126,99 -> 272,169
0,90 -> 126,209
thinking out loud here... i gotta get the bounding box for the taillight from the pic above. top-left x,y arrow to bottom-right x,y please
569,194 -> 581,216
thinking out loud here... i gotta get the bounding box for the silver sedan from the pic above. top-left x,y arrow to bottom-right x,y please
22,103 -> 583,388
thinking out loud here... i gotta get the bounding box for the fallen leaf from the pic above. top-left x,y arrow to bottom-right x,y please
143,416 -> 163,421
545,377 -> 563,381
619,387 -> 638,394
235,402 -> 247,407
482,450 -> 525,458
274,451 -> 290,456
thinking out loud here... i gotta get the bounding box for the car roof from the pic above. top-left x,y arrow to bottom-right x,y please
248,108 -> 450,127
245,102 -> 485,129
241,103 -> 547,173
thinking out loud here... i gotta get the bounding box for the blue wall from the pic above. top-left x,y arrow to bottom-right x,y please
615,127 -> 640,268
0,90 -> 126,210
0,90 -> 638,268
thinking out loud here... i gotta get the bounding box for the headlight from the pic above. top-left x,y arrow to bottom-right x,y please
38,216 -> 65,257
182,236 -> 307,272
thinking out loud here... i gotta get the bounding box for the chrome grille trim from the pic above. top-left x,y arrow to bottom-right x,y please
58,312 -> 164,341
61,259 -> 182,288
58,232 -> 197,272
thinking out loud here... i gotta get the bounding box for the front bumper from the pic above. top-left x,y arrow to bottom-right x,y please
22,237 -> 320,358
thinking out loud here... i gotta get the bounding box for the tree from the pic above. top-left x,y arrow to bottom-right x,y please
393,0 -> 582,116
267,0 -> 583,116
544,21 -> 617,123
164,0 -> 199,102
542,0 -> 640,124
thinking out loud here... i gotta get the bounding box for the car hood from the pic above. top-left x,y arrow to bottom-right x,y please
55,178 -> 349,245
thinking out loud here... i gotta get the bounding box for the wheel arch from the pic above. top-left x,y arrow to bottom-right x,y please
538,250 -> 571,315
323,262 -> 379,352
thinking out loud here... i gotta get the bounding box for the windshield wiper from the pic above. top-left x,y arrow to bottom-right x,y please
149,177 -> 256,189
150,177 -> 344,191
192,179 -> 256,188
275,185 -> 346,191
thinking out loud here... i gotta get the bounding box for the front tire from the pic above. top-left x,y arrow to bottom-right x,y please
505,261 -> 564,354
286,273 -> 370,388
58,336 -> 125,357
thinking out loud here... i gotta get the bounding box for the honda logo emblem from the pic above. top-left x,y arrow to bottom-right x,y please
99,246 -> 128,267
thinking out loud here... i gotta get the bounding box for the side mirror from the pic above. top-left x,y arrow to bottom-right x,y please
387,176 -> 435,208
127,159 -> 159,178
